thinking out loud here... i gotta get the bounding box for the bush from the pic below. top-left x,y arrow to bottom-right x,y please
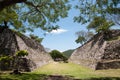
16,50 -> 28,57
49,50 -> 68,62
0,56 -> 13,61
0,56 -> 13,70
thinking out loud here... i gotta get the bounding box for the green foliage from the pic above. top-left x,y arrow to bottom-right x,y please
0,56 -> 13,70
14,50 -> 28,71
0,56 -> 13,62
63,49 -> 74,58
29,34 -> 43,43
75,31 -> 94,44
0,50 -> 28,71
16,50 -> 28,57
75,36 -> 85,44
0,0 -> 71,33
87,17 -> 114,32
12,29 -> 24,37
0,7 -> 22,29
49,50 -> 68,61
74,0 -> 120,24
0,73 -> 46,80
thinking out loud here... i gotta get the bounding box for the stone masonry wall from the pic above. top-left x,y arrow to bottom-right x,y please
0,28 -> 53,71
69,30 -> 120,70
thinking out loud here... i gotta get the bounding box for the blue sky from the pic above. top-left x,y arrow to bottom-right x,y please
22,0 -> 88,52
33,0 -> 88,52
25,0 -> 120,52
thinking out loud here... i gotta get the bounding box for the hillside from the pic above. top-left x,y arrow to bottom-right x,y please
63,49 -> 75,58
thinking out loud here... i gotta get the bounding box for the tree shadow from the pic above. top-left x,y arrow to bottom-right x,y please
0,73 -> 47,80
83,77 -> 120,80
0,73 -> 120,80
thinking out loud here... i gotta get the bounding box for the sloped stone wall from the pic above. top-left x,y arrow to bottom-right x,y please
95,39 -> 120,70
16,34 -> 52,70
102,40 -> 120,60
0,28 -> 18,55
0,28 -> 53,71
69,30 -> 120,70
69,38 -> 107,69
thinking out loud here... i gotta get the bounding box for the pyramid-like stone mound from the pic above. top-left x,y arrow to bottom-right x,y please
0,27 -> 53,71
69,30 -> 120,70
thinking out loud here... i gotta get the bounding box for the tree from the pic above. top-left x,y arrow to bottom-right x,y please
49,50 -> 68,62
74,0 -> 120,25
75,36 -> 85,45
0,7 -> 22,30
87,17 -> 115,32
29,34 -> 43,43
0,0 -> 71,33
75,31 -> 94,44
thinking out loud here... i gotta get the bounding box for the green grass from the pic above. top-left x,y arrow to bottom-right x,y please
0,73 -> 46,80
33,62 -> 120,79
0,62 -> 120,80
33,62 -> 98,79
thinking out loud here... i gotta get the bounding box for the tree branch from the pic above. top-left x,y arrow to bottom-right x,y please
24,1 -> 49,10
0,0 -> 49,15
0,0 -> 27,11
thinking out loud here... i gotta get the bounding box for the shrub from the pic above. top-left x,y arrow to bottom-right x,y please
16,50 -> 28,57
0,56 -> 13,62
49,50 -> 68,62
0,56 -> 13,70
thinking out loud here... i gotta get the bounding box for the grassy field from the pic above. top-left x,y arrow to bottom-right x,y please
0,62 -> 120,80
33,62 -> 120,79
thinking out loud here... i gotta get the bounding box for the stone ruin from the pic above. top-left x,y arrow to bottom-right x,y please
69,30 -> 120,70
0,27 -> 53,71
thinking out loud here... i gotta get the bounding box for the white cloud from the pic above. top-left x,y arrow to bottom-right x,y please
47,29 -> 68,34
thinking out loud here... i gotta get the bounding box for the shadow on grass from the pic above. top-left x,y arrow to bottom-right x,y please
83,77 -> 120,80
0,73 -> 47,80
0,73 -> 120,80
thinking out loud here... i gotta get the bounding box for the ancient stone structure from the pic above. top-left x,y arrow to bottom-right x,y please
0,27 -> 53,71
69,30 -> 120,70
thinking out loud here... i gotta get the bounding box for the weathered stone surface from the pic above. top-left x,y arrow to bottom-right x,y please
0,28 -> 53,71
69,30 -> 120,70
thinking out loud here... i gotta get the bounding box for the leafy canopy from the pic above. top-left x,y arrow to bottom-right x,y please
0,7 -> 23,29
0,0 -> 71,33
87,17 -> 115,32
74,0 -> 120,24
